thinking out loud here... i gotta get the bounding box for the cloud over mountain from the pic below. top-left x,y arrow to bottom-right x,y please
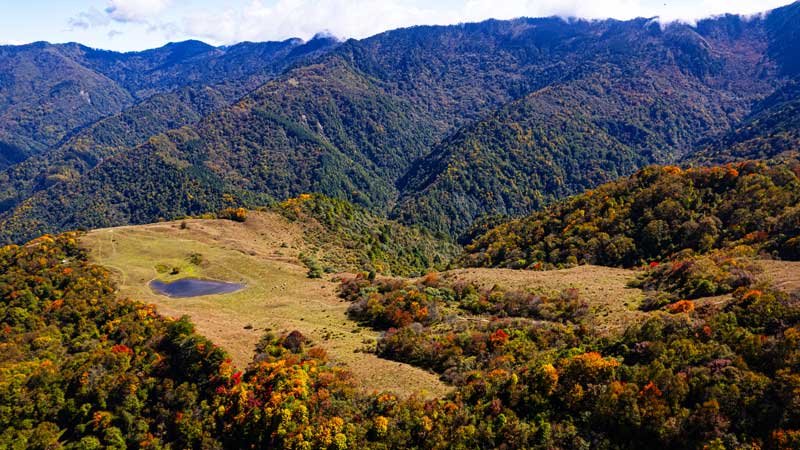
57,0 -> 796,51
177,0 -> 794,44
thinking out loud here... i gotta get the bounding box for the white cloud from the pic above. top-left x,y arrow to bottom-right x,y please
68,0 -> 173,33
68,8 -> 110,30
178,0 -> 794,45
180,0 -> 448,44
459,0 -> 790,24
61,0 -> 794,50
105,0 -> 172,23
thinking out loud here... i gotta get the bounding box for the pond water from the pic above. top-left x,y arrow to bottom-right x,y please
149,278 -> 245,298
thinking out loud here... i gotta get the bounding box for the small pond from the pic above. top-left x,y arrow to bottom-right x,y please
149,278 -> 245,298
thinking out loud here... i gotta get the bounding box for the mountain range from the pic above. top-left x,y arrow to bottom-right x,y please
1,3 -> 800,242
4,3 -> 800,449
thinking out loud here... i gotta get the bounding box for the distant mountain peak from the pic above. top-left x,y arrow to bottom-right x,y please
311,31 -> 340,42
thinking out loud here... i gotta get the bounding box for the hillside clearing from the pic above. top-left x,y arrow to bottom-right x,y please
80,210 -> 800,399
81,214 -> 451,398
440,265 -> 647,334
759,260 -> 800,295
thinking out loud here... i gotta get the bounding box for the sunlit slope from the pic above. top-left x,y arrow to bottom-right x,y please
81,213 -> 452,398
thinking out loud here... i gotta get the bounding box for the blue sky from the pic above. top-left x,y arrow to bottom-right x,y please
0,0 -> 795,52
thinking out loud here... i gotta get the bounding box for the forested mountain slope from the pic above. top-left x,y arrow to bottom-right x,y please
460,161 -> 800,269
0,56 -> 441,241
393,12 -> 796,235
4,3 -> 800,449
0,233 -> 231,448
0,43 -> 132,165
2,4 -> 800,243
0,37 -> 339,213
0,37 -> 338,168
0,85 -> 228,213
688,80 -> 800,164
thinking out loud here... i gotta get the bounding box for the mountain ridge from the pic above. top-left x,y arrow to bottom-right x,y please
0,3 -> 799,243
0,36 -> 341,169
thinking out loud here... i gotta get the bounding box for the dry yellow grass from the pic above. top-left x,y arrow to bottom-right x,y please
670,260 -> 800,315
759,260 -> 800,295
81,211 -> 797,397
81,213 -> 451,399
440,261 -> 800,332
440,265 -> 647,335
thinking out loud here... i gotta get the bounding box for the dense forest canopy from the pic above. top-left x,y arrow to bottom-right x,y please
461,161 -> 800,269
272,193 -> 459,276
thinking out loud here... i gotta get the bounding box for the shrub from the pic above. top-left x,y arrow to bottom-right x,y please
219,207 -> 248,222
631,248 -> 762,300
299,253 -> 323,278
667,300 -> 695,314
